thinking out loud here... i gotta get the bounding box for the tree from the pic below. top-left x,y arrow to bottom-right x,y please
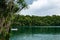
0,0 -> 27,40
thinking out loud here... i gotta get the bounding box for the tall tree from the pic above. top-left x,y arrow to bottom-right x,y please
0,0 -> 27,40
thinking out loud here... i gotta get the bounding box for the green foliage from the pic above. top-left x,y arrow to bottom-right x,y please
0,0 -> 27,40
0,0 -> 27,17
12,15 -> 60,26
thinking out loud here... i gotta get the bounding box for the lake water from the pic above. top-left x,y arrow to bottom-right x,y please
10,34 -> 60,40
10,26 -> 60,40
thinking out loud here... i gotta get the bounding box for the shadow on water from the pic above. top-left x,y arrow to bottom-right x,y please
10,26 -> 60,40
11,26 -> 60,36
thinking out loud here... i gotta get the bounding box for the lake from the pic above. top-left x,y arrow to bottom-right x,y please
10,34 -> 60,40
10,26 -> 60,40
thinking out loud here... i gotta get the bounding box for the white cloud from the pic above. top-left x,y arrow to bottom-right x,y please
49,0 -> 60,3
29,0 -> 48,9
20,0 -> 60,16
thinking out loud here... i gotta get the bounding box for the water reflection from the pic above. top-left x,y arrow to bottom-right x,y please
10,26 -> 60,40
10,34 -> 60,40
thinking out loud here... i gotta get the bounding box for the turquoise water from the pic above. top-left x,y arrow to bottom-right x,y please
10,26 -> 60,40
10,34 -> 60,40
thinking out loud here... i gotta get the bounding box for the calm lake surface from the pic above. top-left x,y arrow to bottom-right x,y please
10,26 -> 60,40
10,34 -> 60,40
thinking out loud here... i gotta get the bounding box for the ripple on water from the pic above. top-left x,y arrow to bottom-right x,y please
10,34 -> 60,40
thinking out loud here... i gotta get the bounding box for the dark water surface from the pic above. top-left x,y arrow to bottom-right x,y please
10,26 -> 60,40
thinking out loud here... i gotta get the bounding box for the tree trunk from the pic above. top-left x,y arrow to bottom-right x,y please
0,17 -> 11,40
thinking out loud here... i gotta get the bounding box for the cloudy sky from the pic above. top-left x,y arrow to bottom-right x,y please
19,0 -> 60,16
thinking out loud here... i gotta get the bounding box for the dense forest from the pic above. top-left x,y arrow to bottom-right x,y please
11,15 -> 60,27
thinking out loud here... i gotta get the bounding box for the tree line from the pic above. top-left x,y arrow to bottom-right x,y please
11,15 -> 60,27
